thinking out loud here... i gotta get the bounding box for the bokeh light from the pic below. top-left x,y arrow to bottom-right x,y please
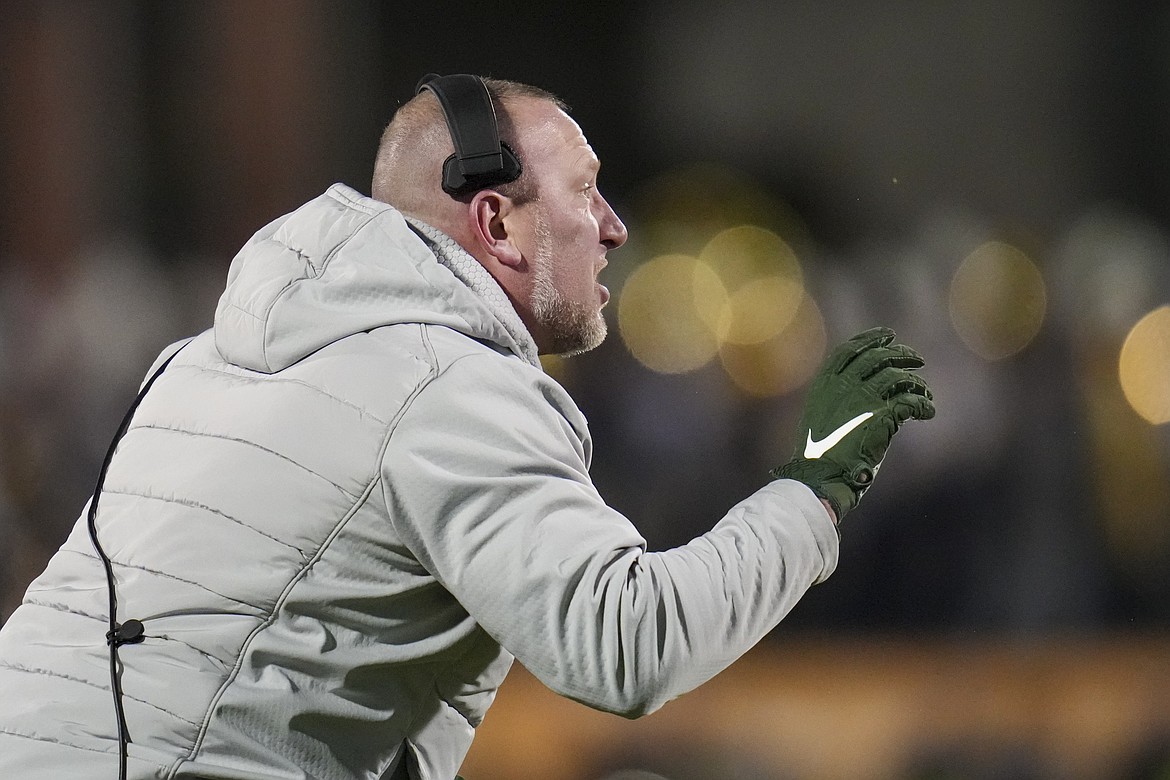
618,254 -> 728,373
1119,305 -> 1170,425
697,224 -> 802,293
720,275 -> 806,346
618,166 -> 820,391
718,293 -> 827,397
539,354 -> 568,383
631,164 -> 809,259
698,225 -> 804,345
949,240 -> 1047,360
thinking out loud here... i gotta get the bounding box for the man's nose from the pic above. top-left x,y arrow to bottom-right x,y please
599,196 -> 628,250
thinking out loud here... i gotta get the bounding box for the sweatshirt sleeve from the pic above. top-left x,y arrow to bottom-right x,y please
381,351 -> 839,718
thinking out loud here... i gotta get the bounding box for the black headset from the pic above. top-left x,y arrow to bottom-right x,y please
415,73 -> 522,197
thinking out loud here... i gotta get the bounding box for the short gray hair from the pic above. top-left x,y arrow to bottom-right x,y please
372,76 -> 567,208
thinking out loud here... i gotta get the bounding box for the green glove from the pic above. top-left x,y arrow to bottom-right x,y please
771,327 -> 935,523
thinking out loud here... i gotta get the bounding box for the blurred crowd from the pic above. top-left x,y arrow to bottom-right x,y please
3,3 -> 1170,777
2,1 -> 1169,637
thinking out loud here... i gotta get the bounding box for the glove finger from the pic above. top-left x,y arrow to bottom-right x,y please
853,344 -> 926,380
888,391 -> 936,423
866,366 -> 932,398
885,372 -> 932,400
827,327 -> 896,374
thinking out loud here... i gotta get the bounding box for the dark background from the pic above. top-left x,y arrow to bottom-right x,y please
2,0 -> 1169,644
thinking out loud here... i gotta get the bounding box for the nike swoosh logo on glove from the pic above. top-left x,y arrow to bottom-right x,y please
804,412 -> 874,459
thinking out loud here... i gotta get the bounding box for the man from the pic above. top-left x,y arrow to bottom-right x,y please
0,75 -> 933,779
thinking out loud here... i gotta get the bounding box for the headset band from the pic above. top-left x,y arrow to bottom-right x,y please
416,73 -> 522,197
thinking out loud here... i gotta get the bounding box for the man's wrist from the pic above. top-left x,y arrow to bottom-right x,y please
819,498 -> 838,526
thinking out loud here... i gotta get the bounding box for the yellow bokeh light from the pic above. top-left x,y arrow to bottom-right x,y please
618,254 -> 728,374
698,225 -> 803,292
696,225 -> 805,346
539,354 -> 568,383
949,241 -> 1047,360
720,275 -> 806,345
719,293 -> 828,397
631,164 -> 808,259
1119,305 -> 1170,425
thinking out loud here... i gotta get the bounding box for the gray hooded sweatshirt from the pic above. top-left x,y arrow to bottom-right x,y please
0,184 -> 838,779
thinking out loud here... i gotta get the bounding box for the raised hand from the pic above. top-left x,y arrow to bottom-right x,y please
771,327 -> 935,524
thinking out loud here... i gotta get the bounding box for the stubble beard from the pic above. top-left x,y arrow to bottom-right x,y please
529,209 -> 608,356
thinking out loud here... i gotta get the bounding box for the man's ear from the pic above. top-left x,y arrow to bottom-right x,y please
467,190 -> 523,268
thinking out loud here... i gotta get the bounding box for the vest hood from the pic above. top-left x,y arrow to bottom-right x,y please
214,184 -> 534,373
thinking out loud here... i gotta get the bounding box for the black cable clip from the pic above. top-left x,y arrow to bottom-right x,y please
107,619 -> 146,647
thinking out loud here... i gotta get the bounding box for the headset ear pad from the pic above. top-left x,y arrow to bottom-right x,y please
441,141 -> 521,197
415,73 -> 523,197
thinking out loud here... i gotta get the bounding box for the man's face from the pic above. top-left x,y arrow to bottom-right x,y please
508,102 -> 628,355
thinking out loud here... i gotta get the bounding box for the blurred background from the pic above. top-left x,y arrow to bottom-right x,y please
2,2 -> 1169,778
